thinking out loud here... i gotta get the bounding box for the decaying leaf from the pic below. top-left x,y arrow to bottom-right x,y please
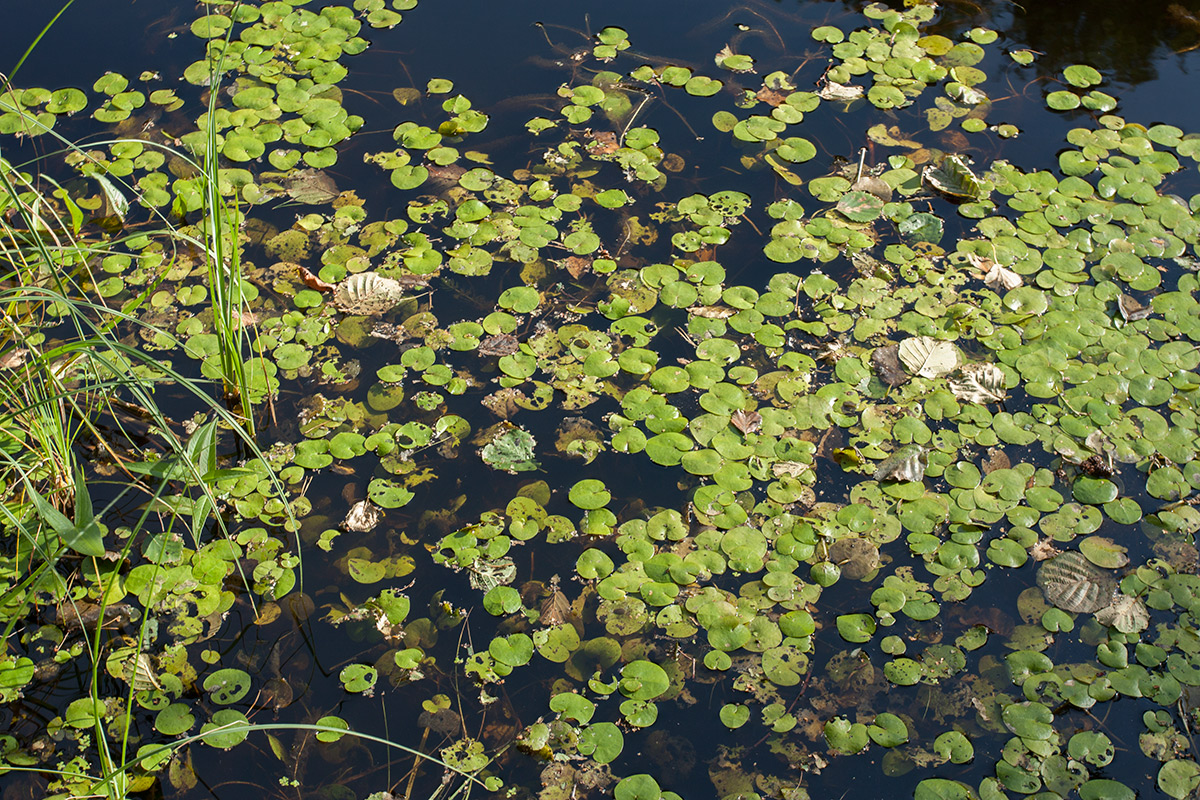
923,154 -> 983,200
689,305 -> 737,319
970,255 -> 1022,291
873,445 -> 926,482
730,409 -> 762,435
1095,593 -> 1149,634
1037,552 -> 1115,613
1117,293 -> 1152,322
870,345 -> 908,387
343,500 -> 382,533
334,273 -> 409,316
898,336 -> 960,378
949,363 -> 1007,404
283,168 -> 339,204
819,82 -> 865,102
297,265 -> 335,292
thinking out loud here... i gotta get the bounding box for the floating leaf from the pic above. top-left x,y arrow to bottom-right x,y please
874,445 -> 926,482
923,155 -> 983,199
481,427 -> 539,473
1078,536 -> 1128,569
899,336 -> 960,378
1117,293 -> 1152,322
342,500 -> 381,533
1037,552 -> 1115,613
949,363 -> 1007,404
334,273 -> 408,316
1094,594 -> 1149,633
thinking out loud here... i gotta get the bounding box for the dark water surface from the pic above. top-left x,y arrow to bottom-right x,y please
5,1 -> 1200,799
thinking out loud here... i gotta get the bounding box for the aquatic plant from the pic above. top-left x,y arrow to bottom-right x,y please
0,1 -> 1199,799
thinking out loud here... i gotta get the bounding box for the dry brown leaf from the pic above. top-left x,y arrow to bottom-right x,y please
1117,293 -> 1152,322
585,130 -> 619,157
562,255 -> 592,278
730,409 -> 762,435
297,265 -> 335,293
755,87 -> 787,107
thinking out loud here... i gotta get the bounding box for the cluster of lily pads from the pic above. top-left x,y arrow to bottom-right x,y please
2,1 -> 1200,799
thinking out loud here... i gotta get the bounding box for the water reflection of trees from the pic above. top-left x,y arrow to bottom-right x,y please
717,0 -> 1199,85
816,0 -> 1200,85
993,0 -> 1200,84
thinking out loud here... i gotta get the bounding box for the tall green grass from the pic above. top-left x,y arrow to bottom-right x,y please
0,46 -> 301,798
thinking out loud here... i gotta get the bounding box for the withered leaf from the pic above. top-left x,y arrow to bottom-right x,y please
688,305 -> 737,319
730,409 -> 762,435
755,87 -> 787,107
819,82 -> 864,102
561,255 -> 592,278
297,265 -> 335,293
870,345 -> 908,387
1117,293 -> 1152,322
478,334 -> 519,357
585,130 -> 619,157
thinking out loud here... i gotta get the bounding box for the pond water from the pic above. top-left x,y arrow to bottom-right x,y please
3,1 -> 1200,800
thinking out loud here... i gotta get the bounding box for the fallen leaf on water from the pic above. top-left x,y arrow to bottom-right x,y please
898,336 -> 959,378
730,409 -> 762,435
297,265 -> 335,293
